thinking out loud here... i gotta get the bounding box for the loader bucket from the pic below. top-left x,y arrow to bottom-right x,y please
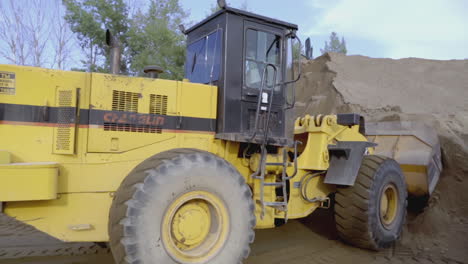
366,121 -> 442,197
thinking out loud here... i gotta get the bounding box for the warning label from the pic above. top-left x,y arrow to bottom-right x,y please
0,71 -> 15,95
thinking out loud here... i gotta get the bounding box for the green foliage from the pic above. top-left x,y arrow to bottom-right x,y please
62,0 -> 129,72
320,32 -> 347,55
63,0 -> 187,79
127,0 -> 187,80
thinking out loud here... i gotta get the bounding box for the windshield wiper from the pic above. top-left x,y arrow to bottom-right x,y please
266,36 -> 280,60
191,53 -> 197,73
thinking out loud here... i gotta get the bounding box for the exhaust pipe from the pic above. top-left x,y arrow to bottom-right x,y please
106,29 -> 121,75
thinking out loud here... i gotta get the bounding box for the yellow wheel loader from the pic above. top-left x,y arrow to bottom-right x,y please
0,3 -> 441,264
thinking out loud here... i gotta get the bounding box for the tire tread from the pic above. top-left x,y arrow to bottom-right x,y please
335,155 -> 407,250
108,148 -> 255,264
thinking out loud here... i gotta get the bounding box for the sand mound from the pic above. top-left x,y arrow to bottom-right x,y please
296,53 -> 468,262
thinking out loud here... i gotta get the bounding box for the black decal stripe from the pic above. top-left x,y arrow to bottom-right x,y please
79,109 -> 89,125
89,109 -> 216,132
0,103 -> 216,132
1,103 -> 52,123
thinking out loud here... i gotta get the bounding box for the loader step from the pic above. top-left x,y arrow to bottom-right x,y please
265,162 -> 284,166
263,202 -> 288,211
264,182 -> 284,186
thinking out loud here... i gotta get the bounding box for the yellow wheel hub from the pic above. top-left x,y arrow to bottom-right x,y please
171,201 -> 211,247
162,191 -> 229,263
380,184 -> 399,228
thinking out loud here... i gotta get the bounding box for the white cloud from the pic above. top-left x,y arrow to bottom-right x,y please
305,0 -> 468,59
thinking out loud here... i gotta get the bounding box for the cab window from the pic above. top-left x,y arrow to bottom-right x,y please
244,29 -> 281,91
185,30 -> 222,84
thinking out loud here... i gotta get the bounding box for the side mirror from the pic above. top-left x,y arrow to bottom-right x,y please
305,38 -> 313,60
284,33 -> 302,109
285,33 -> 301,83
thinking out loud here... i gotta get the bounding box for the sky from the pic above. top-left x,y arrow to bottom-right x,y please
1,0 -> 466,69
180,0 -> 468,60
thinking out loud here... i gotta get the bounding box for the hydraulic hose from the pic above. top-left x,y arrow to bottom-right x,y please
300,171 -> 327,203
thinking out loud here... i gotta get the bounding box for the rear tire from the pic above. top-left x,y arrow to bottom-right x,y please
335,155 -> 407,250
109,149 -> 256,264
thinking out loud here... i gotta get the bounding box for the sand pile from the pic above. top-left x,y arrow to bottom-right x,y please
296,53 -> 468,262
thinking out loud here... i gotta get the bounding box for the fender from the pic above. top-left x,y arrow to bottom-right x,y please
324,141 -> 377,186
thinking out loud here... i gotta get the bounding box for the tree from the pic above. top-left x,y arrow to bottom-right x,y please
320,32 -> 347,55
62,0 -> 129,72
0,0 -> 53,66
52,0 -> 76,70
63,0 -> 187,79
292,41 -> 302,60
0,0 -> 77,69
127,0 -> 187,79
24,1 -> 51,67
0,0 -> 30,65
0,0 -> 187,78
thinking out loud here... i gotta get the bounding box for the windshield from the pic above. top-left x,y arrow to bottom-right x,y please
185,30 -> 222,84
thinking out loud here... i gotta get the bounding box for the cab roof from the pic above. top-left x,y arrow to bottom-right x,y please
185,6 -> 299,34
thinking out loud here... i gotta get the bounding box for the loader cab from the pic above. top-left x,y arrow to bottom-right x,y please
184,7 -> 299,146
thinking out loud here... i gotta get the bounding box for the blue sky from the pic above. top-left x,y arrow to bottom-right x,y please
0,0 -> 466,70
181,0 -> 468,60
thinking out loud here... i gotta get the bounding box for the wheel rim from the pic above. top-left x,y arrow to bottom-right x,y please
162,191 -> 229,263
379,183 -> 399,229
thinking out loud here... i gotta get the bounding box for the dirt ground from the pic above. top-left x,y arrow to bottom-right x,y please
1,53 -> 467,264
0,210 -> 463,264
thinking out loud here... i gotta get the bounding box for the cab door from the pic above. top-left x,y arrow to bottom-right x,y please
242,20 -> 285,106
241,21 -> 286,138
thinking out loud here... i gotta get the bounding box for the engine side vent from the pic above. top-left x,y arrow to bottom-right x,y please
104,123 -> 162,134
53,88 -> 77,154
105,91 -> 163,134
112,90 -> 139,112
56,90 -> 73,151
58,90 -> 73,107
149,94 -> 168,115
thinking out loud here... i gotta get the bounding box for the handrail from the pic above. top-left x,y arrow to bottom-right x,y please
285,140 -> 301,180
250,63 -> 278,143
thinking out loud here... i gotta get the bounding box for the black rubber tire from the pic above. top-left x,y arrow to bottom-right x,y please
108,149 -> 256,264
335,155 -> 407,250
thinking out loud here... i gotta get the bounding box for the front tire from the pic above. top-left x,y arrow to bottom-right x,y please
335,155 -> 407,250
109,149 -> 256,264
